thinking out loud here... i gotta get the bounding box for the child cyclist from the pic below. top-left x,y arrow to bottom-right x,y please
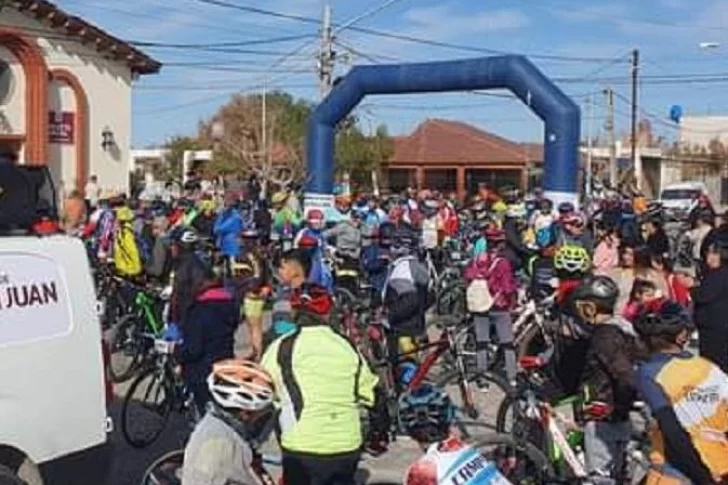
570,276 -> 643,485
400,384 -> 513,485
182,359 -> 277,485
634,299 -> 728,485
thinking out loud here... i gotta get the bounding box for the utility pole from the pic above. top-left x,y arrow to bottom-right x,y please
585,94 -> 593,199
630,48 -> 640,189
604,86 -> 617,188
318,5 -> 335,100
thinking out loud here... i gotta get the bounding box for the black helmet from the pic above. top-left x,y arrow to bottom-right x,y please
634,299 -> 692,339
500,185 -> 520,204
539,198 -> 554,212
378,222 -> 395,246
170,227 -> 200,249
557,201 -> 575,214
571,275 -> 619,312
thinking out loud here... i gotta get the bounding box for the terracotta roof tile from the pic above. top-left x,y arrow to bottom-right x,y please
389,119 -> 543,166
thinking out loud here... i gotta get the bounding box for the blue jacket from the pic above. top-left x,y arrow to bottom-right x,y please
362,245 -> 389,295
176,287 -> 238,387
214,208 -> 244,258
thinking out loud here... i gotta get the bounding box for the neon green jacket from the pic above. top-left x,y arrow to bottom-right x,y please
261,317 -> 377,455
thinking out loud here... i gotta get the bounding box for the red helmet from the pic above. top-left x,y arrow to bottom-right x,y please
307,209 -> 325,230
298,234 -> 319,248
484,227 -> 506,242
290,285 -> 332,315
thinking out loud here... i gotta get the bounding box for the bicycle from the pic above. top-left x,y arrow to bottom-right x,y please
496,356 -> 651,484
121,339 -> 200,449
139,448 -> 281,485
366,315 -> 510,441
106,283 -> 168,383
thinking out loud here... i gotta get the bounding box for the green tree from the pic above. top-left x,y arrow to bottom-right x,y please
161,135 -> 204,183
198,91 -> 312,189
335,122 -> 393,187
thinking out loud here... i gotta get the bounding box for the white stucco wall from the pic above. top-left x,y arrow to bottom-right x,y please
0,45 -> 26,160
2,8 -> 135,195
47,80 -> 76,196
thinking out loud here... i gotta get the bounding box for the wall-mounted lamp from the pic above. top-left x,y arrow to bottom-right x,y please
101,126 -> 115,151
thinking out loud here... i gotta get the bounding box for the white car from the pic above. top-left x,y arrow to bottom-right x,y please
0,235 -> 112,485
659,181 -> 709,219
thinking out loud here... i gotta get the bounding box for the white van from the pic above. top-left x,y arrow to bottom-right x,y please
659,181 -> 709,218
0,235 -> 111,485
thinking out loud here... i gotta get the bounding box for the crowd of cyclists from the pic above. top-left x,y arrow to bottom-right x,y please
58,176 -> 728,485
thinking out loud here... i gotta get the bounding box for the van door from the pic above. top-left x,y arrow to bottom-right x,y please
0,236 -> 106,464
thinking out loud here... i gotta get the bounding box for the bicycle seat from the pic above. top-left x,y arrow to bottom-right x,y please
519,355 -> 546,370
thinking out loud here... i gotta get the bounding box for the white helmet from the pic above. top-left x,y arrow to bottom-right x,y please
207,360 -> 274,411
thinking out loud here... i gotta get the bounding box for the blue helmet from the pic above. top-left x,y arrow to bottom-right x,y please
398,384 -> 455,443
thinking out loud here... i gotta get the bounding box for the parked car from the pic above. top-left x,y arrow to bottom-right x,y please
659,181 -> 710,220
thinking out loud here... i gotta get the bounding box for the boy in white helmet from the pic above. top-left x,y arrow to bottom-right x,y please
182,360 -> 277,485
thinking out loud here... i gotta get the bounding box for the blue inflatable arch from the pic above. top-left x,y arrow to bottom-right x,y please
305,55 -> 580,208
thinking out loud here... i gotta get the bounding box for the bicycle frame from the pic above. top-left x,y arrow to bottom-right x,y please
134,289 -> 164,337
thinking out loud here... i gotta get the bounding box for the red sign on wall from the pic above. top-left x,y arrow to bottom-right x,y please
48,111 -> 74,144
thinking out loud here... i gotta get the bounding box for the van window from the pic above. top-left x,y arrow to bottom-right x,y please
661,189 -> 700,200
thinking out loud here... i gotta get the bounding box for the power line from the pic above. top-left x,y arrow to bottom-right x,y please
189,0 -> 622,63
130,34 -> 318,49
192,0 -> 320,25
60,0 -> 302,37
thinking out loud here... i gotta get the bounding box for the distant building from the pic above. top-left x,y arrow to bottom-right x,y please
679,116 -> 728,148
382,119 -> 542,200
0,0 -> 160,197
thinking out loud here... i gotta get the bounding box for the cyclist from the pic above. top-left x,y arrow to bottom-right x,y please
558,211 -> 594,252
527,218 -> 559,302
553,244 -> 592,309
214,192 -> 245,271
401,384 -> 513,485
234,229 -> 268,361
145,216 -> 172,284
463,227 -> 518,384
324,209 -> 363,276
261,250 -> 378,485
111,205 -> 142,277
362,222 -> 394,303
503,205 -> 532,271
570,275 -> 642,485
169,228 -> 211,331
383,230 -> 430,357
182,359 -> 277,485
271,191 -> 301,245
174,270 -> 238,414
634,299 -> 728,485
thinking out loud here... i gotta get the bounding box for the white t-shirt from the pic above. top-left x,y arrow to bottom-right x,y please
404,437 -> 512,485
84,182 -> 100,206
422,217 -> 439,249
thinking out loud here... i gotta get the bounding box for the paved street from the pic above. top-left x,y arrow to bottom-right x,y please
107,317 -> 507,485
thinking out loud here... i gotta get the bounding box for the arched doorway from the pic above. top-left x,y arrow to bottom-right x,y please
0,27 -> 48,164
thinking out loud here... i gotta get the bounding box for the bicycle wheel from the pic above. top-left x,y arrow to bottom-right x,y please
495,393 -> 548,452
473,433 -> 553,485
122,366 -> 173,448
140,449 -> 184,485
436,369 -> 510,439
106,314 -> 147,383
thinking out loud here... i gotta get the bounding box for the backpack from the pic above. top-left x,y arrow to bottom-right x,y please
114,225 -> 143,277
466,257 -> 501,313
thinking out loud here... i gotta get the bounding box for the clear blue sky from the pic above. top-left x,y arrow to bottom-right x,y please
56,0 -> 728,147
